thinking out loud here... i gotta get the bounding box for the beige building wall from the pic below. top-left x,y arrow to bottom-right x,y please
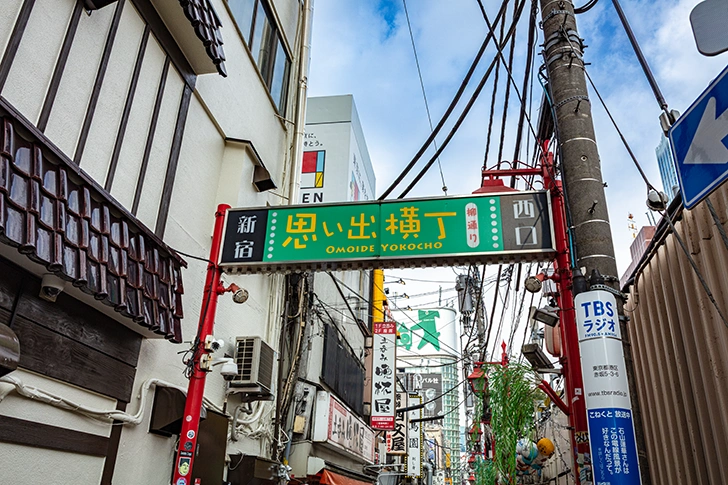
625,185 -> 728,485
0,0 -> 305,483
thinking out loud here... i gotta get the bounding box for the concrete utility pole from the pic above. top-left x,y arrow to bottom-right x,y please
537,1 -> 651,484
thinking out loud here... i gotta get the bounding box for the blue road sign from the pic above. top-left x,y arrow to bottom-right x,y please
669,64 -> 728,208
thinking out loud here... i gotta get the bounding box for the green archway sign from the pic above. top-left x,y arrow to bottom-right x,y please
219,191 -> 555,274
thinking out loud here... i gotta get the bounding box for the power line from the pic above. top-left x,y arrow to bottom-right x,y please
397,0 -> 528,198
402,0 -> 448,195
378,0 -> 513,200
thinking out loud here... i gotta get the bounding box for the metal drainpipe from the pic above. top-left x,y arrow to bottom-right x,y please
423,462 -> 433,485
288,0 -> 314,205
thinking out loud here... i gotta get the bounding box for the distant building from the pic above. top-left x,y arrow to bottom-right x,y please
656,135 -> 679,200
619,225 -> 656,288
301,95 -> 375,204
391,307 -> 462,482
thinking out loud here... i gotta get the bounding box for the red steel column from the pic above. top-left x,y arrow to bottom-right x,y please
543,153 -> 589,484
172,203 -> 230,485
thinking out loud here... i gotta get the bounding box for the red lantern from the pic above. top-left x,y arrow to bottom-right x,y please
467,365 -> 488,395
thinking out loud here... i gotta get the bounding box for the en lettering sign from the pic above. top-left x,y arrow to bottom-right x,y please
219,192 -> 554,273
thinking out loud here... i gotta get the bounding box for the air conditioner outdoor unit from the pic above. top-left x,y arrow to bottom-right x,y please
228,337 -> 275,398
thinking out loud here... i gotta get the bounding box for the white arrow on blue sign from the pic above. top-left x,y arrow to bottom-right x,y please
669,64 -> 728,209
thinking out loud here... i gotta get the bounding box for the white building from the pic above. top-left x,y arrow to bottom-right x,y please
390,306 -> 462,483
0,0 -> 311,484
285,94 -> 379,485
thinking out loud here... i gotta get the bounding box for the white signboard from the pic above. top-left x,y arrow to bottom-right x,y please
386,392 -> 408,455
312,391 -> 375,463
371,321 -> 397,429
575,290 -> 641,485
406,395 -> 422,478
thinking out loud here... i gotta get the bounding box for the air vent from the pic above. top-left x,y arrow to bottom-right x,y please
229,337 -> 275,397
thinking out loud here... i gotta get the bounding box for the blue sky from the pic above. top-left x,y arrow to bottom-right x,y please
306,0 -> 727,357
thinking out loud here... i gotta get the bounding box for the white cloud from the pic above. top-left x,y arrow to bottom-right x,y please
306,0 -> 727,349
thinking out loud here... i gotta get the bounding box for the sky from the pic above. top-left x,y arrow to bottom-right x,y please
305,0 -> 727,358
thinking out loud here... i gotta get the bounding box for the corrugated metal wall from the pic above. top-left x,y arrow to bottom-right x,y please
626,185 -> 728,485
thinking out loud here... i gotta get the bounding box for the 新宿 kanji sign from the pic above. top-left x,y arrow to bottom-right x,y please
219,191 -> 554,273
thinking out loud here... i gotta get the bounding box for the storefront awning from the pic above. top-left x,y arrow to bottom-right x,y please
319,469 -> 373,485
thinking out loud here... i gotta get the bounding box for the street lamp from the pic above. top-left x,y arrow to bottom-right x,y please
521,343 -> 555,371
467,365 -> 488,396
468,423 -> 483,445
531,305 -> 560,327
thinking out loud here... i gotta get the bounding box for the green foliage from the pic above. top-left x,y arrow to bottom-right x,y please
473,363 -> 542,485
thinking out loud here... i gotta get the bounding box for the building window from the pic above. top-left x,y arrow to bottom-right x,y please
228,0 -> 291,114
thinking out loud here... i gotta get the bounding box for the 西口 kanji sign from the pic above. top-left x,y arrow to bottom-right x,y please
219,192 -> 554,273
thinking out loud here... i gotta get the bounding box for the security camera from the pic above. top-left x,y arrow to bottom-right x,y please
232,287 -> 249,304
204,335 -> 226,352
40,274 -> 66,302
218,358 -> 239,380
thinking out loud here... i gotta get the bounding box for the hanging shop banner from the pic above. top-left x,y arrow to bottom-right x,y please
575,290 -> 642,485
218,192 -> 554,273
386,392 -> 408,455
406,395 -> 423,478
371,321 -> 397,430
312,391 -> 375,463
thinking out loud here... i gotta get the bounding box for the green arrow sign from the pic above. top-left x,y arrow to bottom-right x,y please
219,192 -> 554,273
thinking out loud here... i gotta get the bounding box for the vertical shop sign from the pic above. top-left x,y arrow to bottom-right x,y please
576,290 -> 642,485
386,392 -> 407,455
371,321 -> 397,430
406,395 -> 423,478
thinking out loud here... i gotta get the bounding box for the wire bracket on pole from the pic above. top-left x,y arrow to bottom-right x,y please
589,283 -> 628,301
553,95 -> 590,111
540,9 -> 574,27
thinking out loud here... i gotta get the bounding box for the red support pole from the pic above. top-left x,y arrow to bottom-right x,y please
541,149 -> 589,484
172,203 -> 230,485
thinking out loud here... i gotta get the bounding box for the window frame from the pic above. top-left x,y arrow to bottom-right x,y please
225,0 -> 293,115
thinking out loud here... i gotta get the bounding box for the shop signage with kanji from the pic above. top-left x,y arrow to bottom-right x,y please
406,395 -> 423,478
386,392 -> 408,455
219,192 -> 554,273
371,321 -> 397,430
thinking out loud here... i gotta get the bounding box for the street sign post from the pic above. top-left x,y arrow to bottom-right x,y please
690,0 -> 728,57
219,191 -> 554,273
669,64 -> 728,208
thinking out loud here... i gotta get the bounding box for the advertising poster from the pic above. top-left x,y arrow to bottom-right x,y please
576,290 -> 642,485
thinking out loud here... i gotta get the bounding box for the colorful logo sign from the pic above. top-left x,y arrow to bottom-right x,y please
302,151 -> 325,189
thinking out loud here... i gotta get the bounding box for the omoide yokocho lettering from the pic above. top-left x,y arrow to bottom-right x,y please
325,242 -> 444,254
379,242 -> 443,252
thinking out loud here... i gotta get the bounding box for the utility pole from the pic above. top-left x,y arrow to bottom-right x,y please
538,2 -> 651,484
172,204 -> 233,485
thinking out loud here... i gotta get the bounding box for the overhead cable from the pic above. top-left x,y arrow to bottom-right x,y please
512,1 -> 538,166
610,0 -> 670,115
396,0 -> 528,198
574,0 -> 599,14
496,0 -> 520,168
377,0 -> 513,200
402,0 -> 448,195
